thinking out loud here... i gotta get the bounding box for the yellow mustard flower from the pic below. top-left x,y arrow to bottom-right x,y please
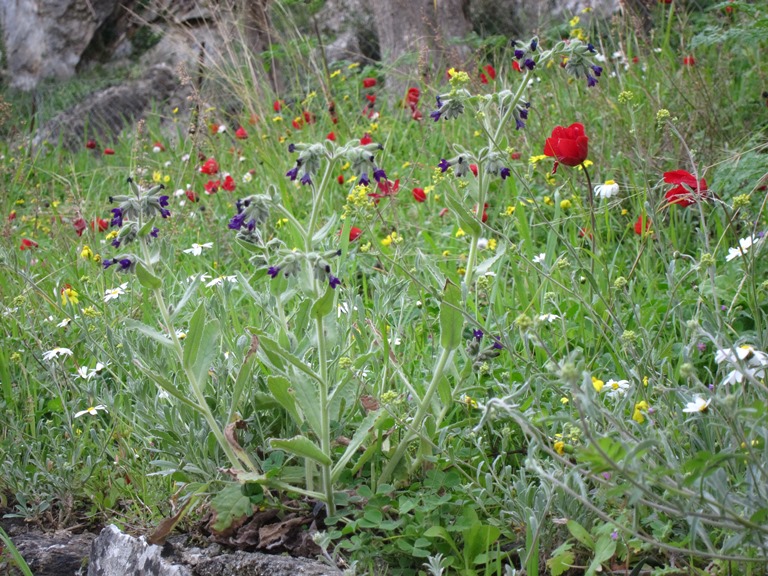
633,401 -> 650,423
592,376 -> 605,392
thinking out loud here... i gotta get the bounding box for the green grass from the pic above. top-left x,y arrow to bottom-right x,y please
1,2 -> 768,574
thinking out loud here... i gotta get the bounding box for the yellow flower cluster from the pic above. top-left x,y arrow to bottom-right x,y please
381,231 -> 402,247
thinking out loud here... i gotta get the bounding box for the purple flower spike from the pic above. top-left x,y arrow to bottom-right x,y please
591,65 -> 603,77
438,158 -> 451,172
587,43 -> 596,53
492,337 -> 503,350
373,168 -> 387,182
524,58 -> 536,71
586,74 -> 598,88
514,49 -> 525,60
118,258 -> 132,270
286,166 -> 299,181
300,172 -> 312,186
515,117 -> 526,131
102,259 -> 113,269
160,208 -> 171,218
519,108 -> 529,120
158,195 -> 169,207
473,329 -> 484,341
110,207 -> 123,228
288,143 -> 296,153
229,212 -> 246,230
430,109 -> 442,122
111,238 -> 121,248
328,275 -> 341,289
358,173 -> 370,186
246,219 -> 256,232
150,227 -> 159,238
267,266 -> 281,279
500,167 -> 511,180
436,95 -> 443,108
530,39 -> 538,51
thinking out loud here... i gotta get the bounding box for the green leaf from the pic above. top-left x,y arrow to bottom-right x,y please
270,435 -> 332,466
291,375 -> 323,435
444,191 -> 481,235
424,525 -> 461,557
566,519 -> 595,550
137,217 -> 156,238
266,375 -> 303,425
170,275 -> 201,321
208,483 -> 255,533
256,333 -> 323,385
463,523 -> 500,566
474,244 -> 506,277
135,260 -> 162,290
132,358 -> 204,414
440,279 -> 463,350
547,542 -> 575,576
586,536 -> 616,576
311,213 -> 339,244
311,284 -> 335,319
183,304 -> 220,389
332,409 -> 382,482
123,319 -> 174,348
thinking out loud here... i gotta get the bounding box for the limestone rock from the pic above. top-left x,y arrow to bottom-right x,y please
5,527 -> 94,576
31,64 -> 183,151
0,0 -> 127,90
87,525 -> 342,576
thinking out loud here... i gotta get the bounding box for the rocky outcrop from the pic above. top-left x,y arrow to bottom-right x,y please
31,64 -> 183,151
0,0 -> 130,90
88,525 -> 342,576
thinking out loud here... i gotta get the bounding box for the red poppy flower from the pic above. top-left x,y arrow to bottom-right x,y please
235,126 -> 248,139
20,238 -> 38,250
103,148 -> 115,155
204,180 -> 221,194
327,132 -> 336,141
543,123 -> 589,167
292,117 -> 303,130
634,215 -> 651,235
349,227 -> 362,242
411,108 -> 423,121
512,60 -> 522,73
510,152 -> 522,160
86,139 -> 97,149
480,64 -> 496,83
412,187 -> 426,202
209,123 -> 220,134
469,164 -> 479,177
8,210 -> 16,222
222,175 -> 236,192
663,170 -> 708,207
337,174 -> 345,185
360,133 -> 373,145
406,88 -> 420,107
683,56 -> 696,66
303,110 -> 315,124
91,218 -> 109,232
480,73 -> 489,84
200,158 -> 219,175
273,100 -> 282,112
366,94 -> 376,104
186,189 -> 199,203
363,77 -> 377,88
73,217 -> 87,236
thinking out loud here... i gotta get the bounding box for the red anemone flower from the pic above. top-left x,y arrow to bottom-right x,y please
235,126 -> 248,139
683,56 -> 696,66
360,133 -> 373,145
363,77 -> 377,88
349,227 -> 362,242
273,100 -> 282,112
480,64 -> 496,83
204,180 -> 221,194
370,179 -> 400,201
73,217 -> 87,236
412,187 -> 426,202
469,164 -> 479,177
186,189 -> 199,203
327,131 -> 336,141
200,158 -> 219,175
103,148 -> 115,155
512,60 -> 522,73
406,88 -> 420,107
86,139 -> 97,149
543,123 -> 589,167
91,218 -> 109,232
20,238 -> 38,250
337,174 -> 345,185
664,170 -> 708,207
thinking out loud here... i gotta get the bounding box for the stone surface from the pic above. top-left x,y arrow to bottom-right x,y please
87,525 -> 342,576
31,64 -> 183,151
5,527 -> 95,576
0,0 -> 126,90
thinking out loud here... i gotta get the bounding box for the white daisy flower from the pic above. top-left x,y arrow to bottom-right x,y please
205,275 -> 237,288
594,180 -> 619,199
173,188 -> 185,197
43,347 -> 73,361
242,172 -> 253,183
217,124 -> 227,134
725,235 -> 759,262
104,283 -> 128,302
605,379 -> 630,399
532,253 -> 546,264
74,404 -> 108,418
181,154 -> 190,163
57,318 -> 73,328
682,396 -> 711,414
538,314 -> 560,323
477,237 -> 489,250
183,242 -> 213,257
175,329 -> 187,340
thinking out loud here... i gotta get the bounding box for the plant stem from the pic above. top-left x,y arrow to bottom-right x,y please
315,313 -> 336,515
378,346 -> 454,485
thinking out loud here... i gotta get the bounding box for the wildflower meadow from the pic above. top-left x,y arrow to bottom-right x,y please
2,1 -> 768,574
